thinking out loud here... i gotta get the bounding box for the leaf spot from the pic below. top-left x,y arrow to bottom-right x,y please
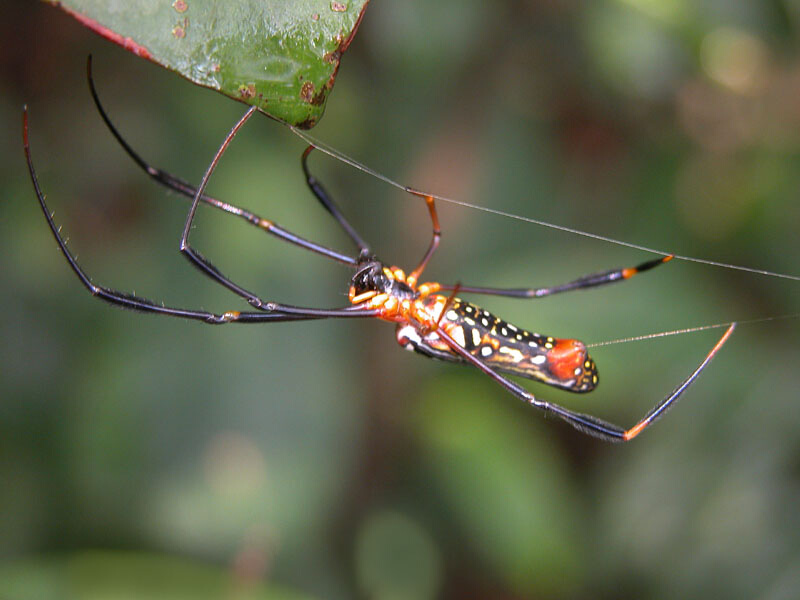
300,81 -> 315,103
238,83 -> 257,99
172,17 -> 188,39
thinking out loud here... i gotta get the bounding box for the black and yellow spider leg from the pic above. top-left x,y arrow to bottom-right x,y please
24,109 -> 380,323
433,323 -> 735,442
438,255 -> 673,299
86,57 -> 358,268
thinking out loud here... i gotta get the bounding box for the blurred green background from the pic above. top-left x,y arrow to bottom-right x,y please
2,1 -> 800,598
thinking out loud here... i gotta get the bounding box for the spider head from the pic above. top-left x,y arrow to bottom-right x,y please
351,258 -> 392,297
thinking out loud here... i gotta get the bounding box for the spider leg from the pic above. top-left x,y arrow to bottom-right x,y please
24,108 -> 380,323
433,323 -> 735,442
439,255 -> 673,299
175,107 -> 372,317
301,146 -> 370,253
86,57 -> 357,267
407,191 -> 441,286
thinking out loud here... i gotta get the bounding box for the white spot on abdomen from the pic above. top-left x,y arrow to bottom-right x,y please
450,326 -> 466,347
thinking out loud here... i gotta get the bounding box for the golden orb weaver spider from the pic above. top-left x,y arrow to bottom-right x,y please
22,60 -> 735,443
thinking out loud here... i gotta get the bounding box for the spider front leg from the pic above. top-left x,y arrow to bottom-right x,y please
433,323 -> 735,442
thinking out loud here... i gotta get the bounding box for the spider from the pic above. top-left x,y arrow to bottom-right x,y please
22,67 -> 735,443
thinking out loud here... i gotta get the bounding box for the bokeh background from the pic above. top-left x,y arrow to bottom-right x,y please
2,1 -> 800,598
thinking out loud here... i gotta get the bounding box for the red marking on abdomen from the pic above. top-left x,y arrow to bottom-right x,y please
547,339 -> 586,381
59,5 -> 153,59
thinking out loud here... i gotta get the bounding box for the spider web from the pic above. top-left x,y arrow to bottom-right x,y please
288,125 -> 800,283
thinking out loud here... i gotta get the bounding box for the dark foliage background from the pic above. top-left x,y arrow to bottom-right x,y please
2,1 -> 799,598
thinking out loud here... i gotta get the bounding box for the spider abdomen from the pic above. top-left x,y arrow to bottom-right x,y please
397,296 -> 598,393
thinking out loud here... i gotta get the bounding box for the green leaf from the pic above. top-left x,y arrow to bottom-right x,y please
43,0 -> 371,128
